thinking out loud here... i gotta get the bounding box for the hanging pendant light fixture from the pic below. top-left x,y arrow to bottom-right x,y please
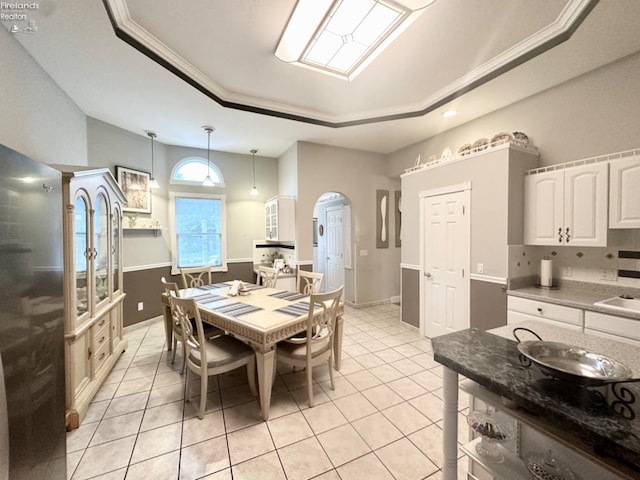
202,126 -> 215,186
147,131 -> 160,189
249,149 -> 259,196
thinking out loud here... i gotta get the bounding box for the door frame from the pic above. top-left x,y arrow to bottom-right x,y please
419,182 -> 471,337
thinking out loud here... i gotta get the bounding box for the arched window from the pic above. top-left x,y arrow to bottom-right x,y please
170,157 -> 225,187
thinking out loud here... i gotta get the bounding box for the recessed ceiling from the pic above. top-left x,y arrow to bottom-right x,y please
8,0 -> 640,157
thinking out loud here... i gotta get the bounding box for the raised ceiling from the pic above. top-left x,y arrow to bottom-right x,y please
9,0 -> 640,157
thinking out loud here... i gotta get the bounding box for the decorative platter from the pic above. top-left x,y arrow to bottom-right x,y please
458,143 -> 472,156
472,138 -> 489,152
490,131 -> 513,146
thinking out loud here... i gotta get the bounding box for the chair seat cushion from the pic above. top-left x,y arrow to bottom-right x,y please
189,335 -> 254,368
278,335 -> 331,360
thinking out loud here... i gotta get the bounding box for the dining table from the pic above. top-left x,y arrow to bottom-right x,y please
160,282 -> 344,420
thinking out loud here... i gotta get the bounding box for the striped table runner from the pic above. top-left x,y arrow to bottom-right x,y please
269,291 -> 306,301
275,301 -> 310,317
211,302 -> 263,317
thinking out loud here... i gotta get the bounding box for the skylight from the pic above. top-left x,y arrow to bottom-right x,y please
276,0 -> 435,80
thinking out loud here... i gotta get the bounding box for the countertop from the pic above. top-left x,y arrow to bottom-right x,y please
432,321 -> 640,475
252,264 -> 296,279
507,285 -> 640,320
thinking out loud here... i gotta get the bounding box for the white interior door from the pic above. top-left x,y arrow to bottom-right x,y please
421,187 -> 470,338
325,205 -> 344,291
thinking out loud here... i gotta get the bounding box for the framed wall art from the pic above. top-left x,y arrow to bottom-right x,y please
376,189 -> 389,248
116,166 -> 152,213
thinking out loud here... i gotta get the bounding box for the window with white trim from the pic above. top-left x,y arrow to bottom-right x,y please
171,157 -> 225,187
169,192 -> 227,273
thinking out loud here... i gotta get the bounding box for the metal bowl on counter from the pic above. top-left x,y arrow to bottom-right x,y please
513,327 -> 635,386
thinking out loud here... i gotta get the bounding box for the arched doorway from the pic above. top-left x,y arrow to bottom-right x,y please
312,192 -> 352,293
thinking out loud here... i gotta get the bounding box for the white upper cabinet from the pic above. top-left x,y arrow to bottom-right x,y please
609,154 -> 640,228
524,162 -> 608,246
265,196 -> 295,241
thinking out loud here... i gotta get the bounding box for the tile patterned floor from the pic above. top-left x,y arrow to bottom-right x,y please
66,304 -> 470,480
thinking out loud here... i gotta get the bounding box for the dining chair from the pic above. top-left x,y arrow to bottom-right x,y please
161,276 -> 187,373
180,266 -> 212,288
297,270 -> 324,295
276,285 -> 343,407
257,265 -> 280,288
170,295 -> 257,419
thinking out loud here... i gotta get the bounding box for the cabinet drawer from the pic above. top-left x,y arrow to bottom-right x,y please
507,310 -> 582,331
585,311 -> 640,343
93,339 -> 111,372
94,318 -> 110,349
507,296 -> 583,326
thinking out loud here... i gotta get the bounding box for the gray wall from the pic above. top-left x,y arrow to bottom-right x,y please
387,51 -> 640,177
294,142 -> 401,306
1,29 -> 87,166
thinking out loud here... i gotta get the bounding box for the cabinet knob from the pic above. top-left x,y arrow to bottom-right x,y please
537,307 -> 543,313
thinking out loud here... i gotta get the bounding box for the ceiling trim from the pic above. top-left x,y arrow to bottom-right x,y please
101,0 -> 599,129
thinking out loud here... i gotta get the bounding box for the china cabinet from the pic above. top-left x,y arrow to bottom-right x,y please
265,195 -> 295,241
54,166 -> 128,429
524,162 -> 608,246
609,153 -> 640,228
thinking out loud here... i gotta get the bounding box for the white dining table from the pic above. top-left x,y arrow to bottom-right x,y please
161,283 -> 344,420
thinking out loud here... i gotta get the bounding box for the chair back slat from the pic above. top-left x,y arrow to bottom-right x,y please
305,286 -> 343,358
297,270 -> 324,295
170,296 -> 207,364
180,266 -> 212,289
258,266 -> 280,288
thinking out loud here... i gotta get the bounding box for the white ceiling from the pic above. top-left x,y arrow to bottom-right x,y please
10,0 -> 640,157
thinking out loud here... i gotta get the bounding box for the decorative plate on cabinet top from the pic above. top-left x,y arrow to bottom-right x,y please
512,131 -> 530,146
490,131 -> 513,146
441,147 -> 453,161
458,143 -> 472,156
472,138 -> 489,152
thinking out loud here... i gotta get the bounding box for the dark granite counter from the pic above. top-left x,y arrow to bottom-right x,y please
432,325 -> 640,474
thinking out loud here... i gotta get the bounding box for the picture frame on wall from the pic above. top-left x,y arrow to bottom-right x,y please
116,166 -> 152,213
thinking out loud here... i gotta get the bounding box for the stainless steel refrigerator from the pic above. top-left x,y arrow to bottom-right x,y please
0,145 -> 66,479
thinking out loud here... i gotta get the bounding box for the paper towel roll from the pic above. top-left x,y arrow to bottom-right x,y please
540,258 -> 553,287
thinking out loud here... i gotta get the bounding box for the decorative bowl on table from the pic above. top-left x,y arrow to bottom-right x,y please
467,407 -> 514,463
524,450 -> 580,480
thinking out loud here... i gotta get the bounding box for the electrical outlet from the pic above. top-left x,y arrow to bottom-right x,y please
601,269 -> 618,281
477,263 -> 484,274
562,266 -> 572,277
137,302 -> 144,311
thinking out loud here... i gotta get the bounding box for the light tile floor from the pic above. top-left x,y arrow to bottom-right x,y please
66,303 -> 470,480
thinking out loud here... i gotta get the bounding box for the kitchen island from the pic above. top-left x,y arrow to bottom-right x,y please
432,320 -> 640,480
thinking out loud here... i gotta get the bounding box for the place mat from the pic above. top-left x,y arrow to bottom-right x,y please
188,293 -> 226,303
242,283 -> 266,291
202,282 -> 231,289
269,291 -> 306,301
275,301 -> 310,317
211,302 -> 263,317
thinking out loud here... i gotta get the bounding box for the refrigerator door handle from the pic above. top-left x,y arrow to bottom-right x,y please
0,353 -> 10,480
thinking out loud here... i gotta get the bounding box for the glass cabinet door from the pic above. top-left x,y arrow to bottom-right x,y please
112,208 -> 120,294
74,196 -> 89,321
94,193 -> 109,305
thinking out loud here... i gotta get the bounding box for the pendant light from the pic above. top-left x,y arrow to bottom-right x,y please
147,131 -> 160,189
202,126 -> 215,186
249,149 -> 259,196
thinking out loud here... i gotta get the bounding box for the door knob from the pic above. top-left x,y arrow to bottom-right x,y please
425,272 -> 432,278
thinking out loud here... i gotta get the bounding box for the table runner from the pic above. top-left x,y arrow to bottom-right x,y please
210,301 -> 263,317
275,301 -> 311,316
269,291 -> 306,301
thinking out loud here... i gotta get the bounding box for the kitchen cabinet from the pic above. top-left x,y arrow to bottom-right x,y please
507,296 -> 583,330
584,310 -> 640,346
55,166 -> 128,429
265,196 -> 295,241
609,154 -> 640,228
524,162 -> 608,246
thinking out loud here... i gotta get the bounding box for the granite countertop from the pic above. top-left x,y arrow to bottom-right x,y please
432,321 -> 640,475
508,285 -> 640,320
